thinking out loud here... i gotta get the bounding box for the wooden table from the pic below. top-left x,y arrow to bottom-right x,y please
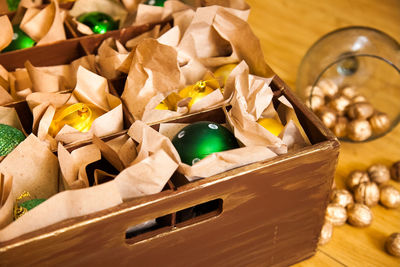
245,0 -> 400,266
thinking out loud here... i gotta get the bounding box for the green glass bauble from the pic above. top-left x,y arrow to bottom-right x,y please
0,124 -> 25,156
172,121 -> 239,166
77,12 -> 118,34
144,0 -> 167,7
2,25 -> 35,53
7,0 -> 21,11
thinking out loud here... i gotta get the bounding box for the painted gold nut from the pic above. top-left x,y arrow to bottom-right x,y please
347,203 -> 373,227
368,164 -> 391,184
354,182 -> 380,207
379,184 -> 400,209
347,170 -> 370,192
325,203 -> 347,226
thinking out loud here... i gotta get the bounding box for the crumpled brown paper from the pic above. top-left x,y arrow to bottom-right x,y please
69,0 -> 128,35
0,120 -> 178,242
134,0 -> 191,25
225,61 -> 309,155
26,66 -> 123,148
0,16 -> 13,51
0,106 -> 24,133
96,38 -> 130,79
19,0 -> 66,45
0,134 -> 59,230
8,55 -> 96,100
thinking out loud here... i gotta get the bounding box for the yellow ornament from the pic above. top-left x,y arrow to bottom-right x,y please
155,93 -> 182,111
178,80 -> 215,110
214,63 -> 238,87
48,103 -> 105,137
257,118 -> 284,136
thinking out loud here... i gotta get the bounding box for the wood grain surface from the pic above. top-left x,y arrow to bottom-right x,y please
245,0 -> 400,266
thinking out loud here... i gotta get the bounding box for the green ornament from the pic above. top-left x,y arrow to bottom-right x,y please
0,124 -> 25,156
144,0 -> 167,7
172,121 -> 239,166
77,12 -> 118,34
2,25 -> 36,53
7,0 -> 21,11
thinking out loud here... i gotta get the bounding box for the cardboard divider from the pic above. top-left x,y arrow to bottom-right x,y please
4,100 -> 32,134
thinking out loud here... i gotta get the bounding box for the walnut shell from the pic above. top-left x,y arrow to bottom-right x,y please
304,85 -> 325,98
368,164 -> 391,184
347,203 -> 373,227
330,189 -> 354,207
385,233 -> 400,257
332,116 -> 348,138
347,102 -> 374,120
325,203 -> 347,226
317,108 -> 337,129
329,95 -> 351,115
391,161 -> 400,182
341,86 -> 358,99
306,95 -> 325,111
369,112 -> 390,134
347,119 -> 372,142
352,95 -> 368,103
380,184 -> 400,209
354,182 -> 380,206
347,170 -> 370,191
317,79 -> 338,98
319,221 -> 333,246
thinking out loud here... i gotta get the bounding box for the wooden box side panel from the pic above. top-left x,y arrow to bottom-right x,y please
0,141 -> 339,266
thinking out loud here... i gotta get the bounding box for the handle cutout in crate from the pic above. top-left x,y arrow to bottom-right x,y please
125,198 -> 223,245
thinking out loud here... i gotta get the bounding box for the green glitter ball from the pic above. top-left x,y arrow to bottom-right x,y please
20,199 -> 46,211
2,25 -> 35,53
0,124 -> 25,156
77,12 -> 118,34
144,0 -> 167,6
172,121 -> 239,166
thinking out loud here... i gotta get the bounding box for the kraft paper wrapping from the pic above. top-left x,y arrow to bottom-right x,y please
225,61 -> 309,155
0,106 -> 24,133
0,134 -> 59,231
96,38 -> 130,79
20,0 -> 66,45
7,55 -> 96,101
134,0 -> 190,26
0,121 -> 178,242
69,0 -> 128,35
26,66 -> 123,148
0,16 -> 13,51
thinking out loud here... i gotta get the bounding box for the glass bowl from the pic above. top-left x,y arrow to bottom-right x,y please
297,26 -> 400,142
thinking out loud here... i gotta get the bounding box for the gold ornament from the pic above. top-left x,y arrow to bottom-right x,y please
379,185 -> 400,209
49,103 -> 105,137
354,182 -> 380,207
214,63 -> 237,87
330,189 -> 354,208
257,118 -> 284,136
347,119 -> 372,141
385,233 -> 400,257
346,203 -> 373,227
329,95 -> 351,116
155,93 -> 182,111
13,191 -> 31,220
368,164 -> 391,184
325,203 -> 347,226
319,221 -> 333,246
391,161 -> 400,182
317,79 -> 338,98
316,107 -> 337,129
369,112 -> 390,134
347,170 -> 370,191
341,86 -> 358,99
332,116 -> 348,138
306,95 -> 325,111
347,102 -> 374,120
178,80 -> 216,110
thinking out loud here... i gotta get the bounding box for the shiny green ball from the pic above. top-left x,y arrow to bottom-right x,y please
172,121 -> 239,166
20,199 -> 46,211
2,25 -> 35,53
144,0 -> 167,7
0,124 -> 25,156
77,12 -> 118,34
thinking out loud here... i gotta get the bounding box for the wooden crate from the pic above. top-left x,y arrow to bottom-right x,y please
0,72 -> 340,265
